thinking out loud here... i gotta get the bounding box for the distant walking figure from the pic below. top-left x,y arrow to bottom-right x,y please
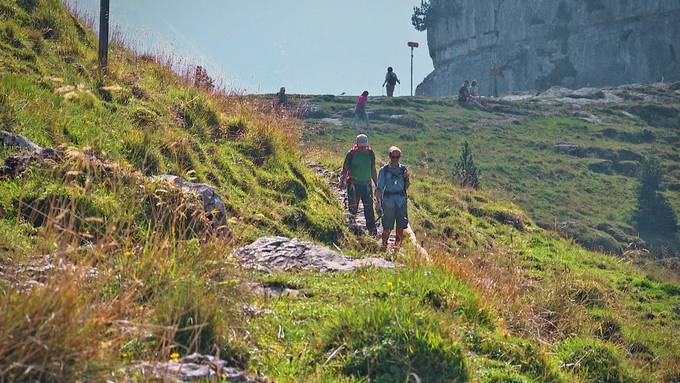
352,91 -> 370,132
383,67 -> 401,97
274,87 -> 288,111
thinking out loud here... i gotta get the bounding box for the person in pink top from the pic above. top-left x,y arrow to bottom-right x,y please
351,91 -> 370,132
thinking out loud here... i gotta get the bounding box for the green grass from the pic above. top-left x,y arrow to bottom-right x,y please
300,94 -> 680,255
0,1 -> 679,382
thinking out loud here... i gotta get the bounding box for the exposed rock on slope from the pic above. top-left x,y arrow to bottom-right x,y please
233,236 -> 395,273
417,0 -> 680,96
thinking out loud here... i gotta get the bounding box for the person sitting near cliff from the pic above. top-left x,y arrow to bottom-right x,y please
470,80 -> 480,98
458,80 -> 471,105
469,80 -> 488,110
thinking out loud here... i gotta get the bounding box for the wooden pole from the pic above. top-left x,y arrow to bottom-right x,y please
410,46 -> 414,96
98,0 -> 110,70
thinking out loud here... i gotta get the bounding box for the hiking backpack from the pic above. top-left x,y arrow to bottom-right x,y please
344,146 -> 375,182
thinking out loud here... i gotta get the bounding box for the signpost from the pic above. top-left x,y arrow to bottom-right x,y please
407,41 -> 419,96
489,54 -> 502,98
98,0 -> 110,71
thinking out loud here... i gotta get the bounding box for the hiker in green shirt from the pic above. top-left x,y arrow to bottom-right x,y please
340,134 -> 378,236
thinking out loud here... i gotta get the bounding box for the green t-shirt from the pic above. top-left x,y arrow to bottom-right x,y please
344,149 -> 374,183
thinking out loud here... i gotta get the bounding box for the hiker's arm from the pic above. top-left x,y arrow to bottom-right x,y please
375,170 -> 384,207
371,158 -> 378,186
404,168 -> 411,192
340,154 -> 351,186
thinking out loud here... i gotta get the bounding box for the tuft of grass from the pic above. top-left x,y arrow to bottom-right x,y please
0,272 -> 127,382
318,300 -> 469,383
556,337 -> 629,383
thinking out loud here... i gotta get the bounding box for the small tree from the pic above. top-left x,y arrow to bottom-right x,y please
411,0 -> 432,31
634,157 -> 678,238
412,1 -> 462,31
638,157 -> 662,197
454,141 -> 481,189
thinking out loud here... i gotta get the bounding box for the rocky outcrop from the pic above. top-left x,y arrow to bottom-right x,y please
233,236 -> 395,273
417,0 -> 680,96
154,175 -> 229,231
1,130 -> 230,236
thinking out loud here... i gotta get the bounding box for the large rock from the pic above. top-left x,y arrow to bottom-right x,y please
417,1 -> 680,96
233,236 -> 395,273
128,353 -> 255,382
154,175 -> 228,232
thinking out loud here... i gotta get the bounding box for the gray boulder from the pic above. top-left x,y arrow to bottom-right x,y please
233,236 -> 395,273
128,353 -> 255,382
154,175 -> 228,232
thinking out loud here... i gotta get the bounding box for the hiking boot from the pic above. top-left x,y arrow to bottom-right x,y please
368,227 -> 378,237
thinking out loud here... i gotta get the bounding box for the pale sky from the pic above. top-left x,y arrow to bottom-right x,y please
67,0 -> 433,95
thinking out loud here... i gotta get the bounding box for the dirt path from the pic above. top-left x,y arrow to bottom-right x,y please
307,161 -> 429,260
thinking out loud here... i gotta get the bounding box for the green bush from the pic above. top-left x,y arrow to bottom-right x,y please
556,338 -> 627,383
319,301 -> 469,382
454,141 -> 481,189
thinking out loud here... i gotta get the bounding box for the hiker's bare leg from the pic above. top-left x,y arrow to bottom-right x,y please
395,228 -> 405,248
382,230 -> 391,249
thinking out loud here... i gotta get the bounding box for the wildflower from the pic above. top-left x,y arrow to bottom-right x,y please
121,352 -> 130,359
170,352 -> 180,362
124,251 -> 134,258
387,281 -> 394,289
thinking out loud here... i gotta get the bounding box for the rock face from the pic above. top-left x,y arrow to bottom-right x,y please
233,236 -> 395,273
417,0 -> 680,96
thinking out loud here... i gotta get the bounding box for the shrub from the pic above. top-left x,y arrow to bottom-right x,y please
319,301 -> 469,382
454,141 -> 481,189
412,0 -> 462,31
634,158 -> 678,237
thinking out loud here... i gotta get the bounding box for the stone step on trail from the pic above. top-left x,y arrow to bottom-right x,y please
233,236 -> 395,273
125,353 -> 256,382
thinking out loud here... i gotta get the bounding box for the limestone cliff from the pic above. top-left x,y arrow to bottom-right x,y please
416,0 -> 680,96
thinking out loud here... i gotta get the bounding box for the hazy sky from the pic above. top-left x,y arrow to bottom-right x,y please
68,0 -> 433,95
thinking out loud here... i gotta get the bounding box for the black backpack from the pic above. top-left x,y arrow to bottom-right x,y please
387,72 -> 398,86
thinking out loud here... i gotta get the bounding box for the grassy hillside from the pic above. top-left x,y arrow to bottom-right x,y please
0,1 -> 679,382
300,93 -> 680,257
